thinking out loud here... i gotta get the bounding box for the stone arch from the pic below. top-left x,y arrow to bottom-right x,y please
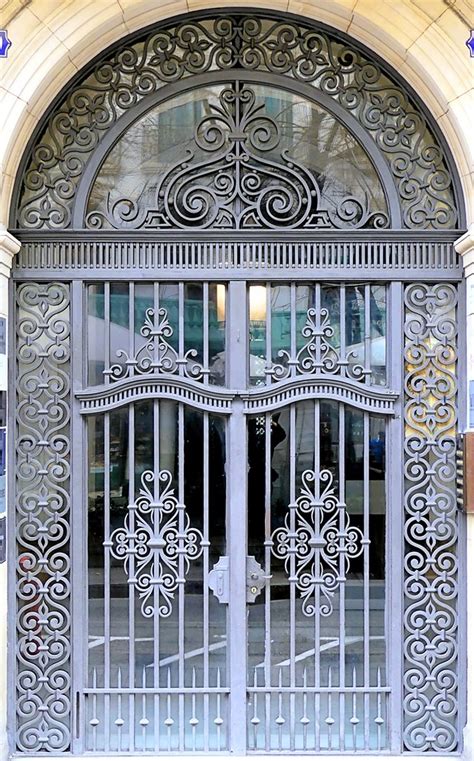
1,1 -> 472,226
8,10 -> 465,231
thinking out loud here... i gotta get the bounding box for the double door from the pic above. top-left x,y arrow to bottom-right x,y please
83,280 -> 393,753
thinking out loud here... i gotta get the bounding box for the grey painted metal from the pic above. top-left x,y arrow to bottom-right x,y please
386,281 -> 404,755
72,70 -> 401,230
249,398 -> 388,751
10,274 -> 464,754
81,78 -> 392,232
71,279 -> 87,754
13,283 -> 72,752
7,10 -> 465,755
11,236 -> 463,280
226,281 -> 248,753
11,12 -> 462,230
403,283 -> 460,752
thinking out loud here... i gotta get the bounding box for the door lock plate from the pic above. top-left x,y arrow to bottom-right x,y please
208,555 -> 271,603
208,556 -> 230,604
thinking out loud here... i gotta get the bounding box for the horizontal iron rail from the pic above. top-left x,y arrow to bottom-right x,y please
83,688 -> 231,695
76,374 -> 399,415
11,234 -> 463,280
247,687 -> 391,694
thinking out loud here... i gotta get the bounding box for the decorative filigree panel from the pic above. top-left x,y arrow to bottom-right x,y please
272,469 -> 365,616
267,305 -> 369,381
107,469 -> 204,618
105,306 -> 207,381
15,13 -> 458,229
15,283 -> 71,752
85,82 -> 388,230
403,283 -> 459,752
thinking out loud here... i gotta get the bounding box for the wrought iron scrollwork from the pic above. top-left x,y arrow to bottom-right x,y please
272,469 -> 366,616
104,306 -> 207,382
403,283 -> 459,752
15,13 -> 458,229
86,82 -> 387,230
15,283 -> 72,752
107,469 -> 204,618
267,305 -> 368,381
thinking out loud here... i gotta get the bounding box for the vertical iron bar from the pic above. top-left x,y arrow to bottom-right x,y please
387,282 -> 404,753
289,404 -> 296,749
338,403 -> 346,750
340,286 -> 346,378
154,282 -> 160,368
290,283 -> 296,376
104,409 -> 111,751
314,399 -> 321,752
264,411 -> 272,751
364,284 -> 371,382
153,399 -> 160,751
203,411 -> 210,750
265,282 -> 271,383
179,282 -> 184,376
103,279 -> 110,747
363,411 -> 370,750
203,282 -> 209,383
315,284 -> 321,371
128,402 -> 135,751
178,402 -> 185,750
71,280 -> 85,753
227,281 -> 248,753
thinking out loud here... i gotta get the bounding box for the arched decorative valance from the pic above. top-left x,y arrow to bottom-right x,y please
12,11 -> 462,231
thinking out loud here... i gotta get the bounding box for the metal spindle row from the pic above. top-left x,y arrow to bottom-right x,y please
248,666 -> 388,751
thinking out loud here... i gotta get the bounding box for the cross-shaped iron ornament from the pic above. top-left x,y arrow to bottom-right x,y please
272,469 -> 368,616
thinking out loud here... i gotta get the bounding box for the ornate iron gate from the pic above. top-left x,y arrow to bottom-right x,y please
9,10 -> 465,757
12,272 -> 461,754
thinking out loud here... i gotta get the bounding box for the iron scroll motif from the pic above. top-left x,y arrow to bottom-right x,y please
272,469 -> 366,616
86,82 -> 387,230
15,283 -> 72,752
15,13 -> 458,229
267,304 -> 368,382
107,470 -> 204,618
403,283 -> 459,752
104,306 -> 207,381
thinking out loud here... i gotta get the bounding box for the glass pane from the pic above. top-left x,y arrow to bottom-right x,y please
370,286 -> 387,385
89,281 -> 227,387
88,284 -> 105,385
209,284 -> 226,385
86,83 -> 388,231
110,283 -> 130,379
346,285 -> 365,376
271,284 -> 291,375
249,285 -> 267,386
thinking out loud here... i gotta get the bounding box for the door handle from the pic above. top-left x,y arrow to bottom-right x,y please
207,555 -> 272,604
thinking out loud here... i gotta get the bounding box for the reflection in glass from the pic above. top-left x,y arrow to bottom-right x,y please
249,286 -> 267,385
370,286 -> 387,385
88,284 -> 105,385
86,281 -> 227,387
248,282 -> 387,387
86,83 -> 388,231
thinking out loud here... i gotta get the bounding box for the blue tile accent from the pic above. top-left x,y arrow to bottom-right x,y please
0,30 -> 11,58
